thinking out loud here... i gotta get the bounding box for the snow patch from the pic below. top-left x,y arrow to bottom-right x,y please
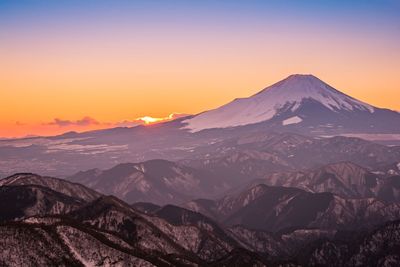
282,116 -> 303,126
59,231 -> 95,267
0,174 -> 24,186
134,164 -> 146,173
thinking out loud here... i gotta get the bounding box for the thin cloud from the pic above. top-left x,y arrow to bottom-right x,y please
46,116 -> 100,127
111,113 -> 190,127
44,113 -> 191,128
15,121 -> 26,126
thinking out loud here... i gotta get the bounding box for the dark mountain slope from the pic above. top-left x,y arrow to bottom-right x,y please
0,173 -> 101,201
0,185 -> 84,222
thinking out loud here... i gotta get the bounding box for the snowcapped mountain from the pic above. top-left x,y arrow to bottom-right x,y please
183,74 -> 400,133
2,74 -> 400,177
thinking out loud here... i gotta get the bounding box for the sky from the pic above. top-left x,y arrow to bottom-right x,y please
1,0 -> 400,138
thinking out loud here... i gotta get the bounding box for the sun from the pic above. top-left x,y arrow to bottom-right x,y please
137,113 -> 178,125
138,116 -> 165,125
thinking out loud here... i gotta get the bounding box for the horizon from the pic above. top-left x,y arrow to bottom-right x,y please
1,0 -> 400,137
1,72 -> 399,139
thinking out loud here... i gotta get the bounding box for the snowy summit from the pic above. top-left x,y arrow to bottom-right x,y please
183,74 -> 375,132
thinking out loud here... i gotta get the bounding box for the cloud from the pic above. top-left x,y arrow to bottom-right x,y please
15,121 -> 26,126
110,113 -> 190,127
46,116 -> 100,127
44,113 -> 191,129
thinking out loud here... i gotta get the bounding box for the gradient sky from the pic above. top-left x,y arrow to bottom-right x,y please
1,0 -> 400,138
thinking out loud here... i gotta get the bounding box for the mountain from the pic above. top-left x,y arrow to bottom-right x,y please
185,184 -> 400,232
132,202 -> 162,214
133,203 -> 245,254
67,149 -> 400,207
0,179 -> 264,265
68,159 -> 228,205
133,203 -> 334,263
146,196 -> 400,265
183,74 -> 400,134
298,220 -> 400,267
1,172 -> 400,265
68,195 -> 244,263
0,185 -> 84,222
254,162 -> 381,198
0,173 -> 101,201
179,132 -> 400,194
0,217 -> 191,266
227,225 -> 337,259
377,175 -> 400,202
0,173 -> 102,222
0,215 -> 275,266
234,161 -> 400,202
1,75 -> 399,178
53,133 -> 400,220
181,132 -> 400,188
208,248 -> 269,267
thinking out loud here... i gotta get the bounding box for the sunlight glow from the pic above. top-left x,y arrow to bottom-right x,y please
137,113 -> 178,125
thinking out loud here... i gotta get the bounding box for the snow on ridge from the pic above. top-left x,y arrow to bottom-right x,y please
183,74 -> 375,132
134,164 -> 146,173
282,116 -> 303,126
59,231 -> 95,267
0,174 -> 25,186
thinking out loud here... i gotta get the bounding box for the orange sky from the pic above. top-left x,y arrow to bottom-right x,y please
1,1 -> 399,138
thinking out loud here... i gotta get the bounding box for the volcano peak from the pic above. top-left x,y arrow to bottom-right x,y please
183,74 -> 376,132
